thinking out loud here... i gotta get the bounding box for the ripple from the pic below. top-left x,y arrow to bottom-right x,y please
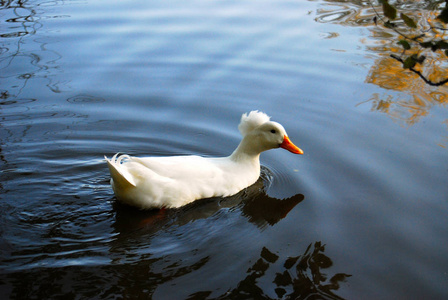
0,46 -> 8,55
319,32 -> 340,39
67,94 -> 105,104
260,165 -> 274,189
315,5 -> 376,27
315,10 -> 355,23
262,161 -> 299,197
0,97 -> 36,106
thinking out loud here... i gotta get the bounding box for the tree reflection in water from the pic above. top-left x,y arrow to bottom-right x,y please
190,243 -> 351,300
109,171 -> 350,300
315,0 -> 448,134
1,169 -> 346,300
0,0 -> 65,99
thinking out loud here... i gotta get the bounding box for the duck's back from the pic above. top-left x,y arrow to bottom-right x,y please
133,155 -> 224,179
108,154 -> 260,209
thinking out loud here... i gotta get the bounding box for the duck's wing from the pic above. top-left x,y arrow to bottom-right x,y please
131,155 -> 225,179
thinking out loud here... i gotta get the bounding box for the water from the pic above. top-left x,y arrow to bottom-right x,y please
1,0 -> 447,299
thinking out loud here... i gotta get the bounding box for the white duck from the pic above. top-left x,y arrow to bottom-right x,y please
105,111 -> 303,209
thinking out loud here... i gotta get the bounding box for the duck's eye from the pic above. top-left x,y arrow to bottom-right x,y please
270,129 -> 276,134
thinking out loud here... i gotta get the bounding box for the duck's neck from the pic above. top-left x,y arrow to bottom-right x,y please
229,135 -> 261,163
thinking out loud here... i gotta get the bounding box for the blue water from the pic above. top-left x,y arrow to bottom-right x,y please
1,0 -> 447,299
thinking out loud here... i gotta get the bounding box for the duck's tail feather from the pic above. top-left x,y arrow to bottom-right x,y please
105,153 -> 137,188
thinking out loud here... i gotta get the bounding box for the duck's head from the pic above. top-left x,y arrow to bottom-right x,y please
251,121 -> 303,154
237,111 -> 303,155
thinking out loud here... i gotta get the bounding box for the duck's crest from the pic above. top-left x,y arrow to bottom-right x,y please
238,110 -> 271,136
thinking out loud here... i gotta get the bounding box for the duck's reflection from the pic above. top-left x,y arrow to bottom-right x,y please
105,172 -> 313,299
112,175 -> 304,235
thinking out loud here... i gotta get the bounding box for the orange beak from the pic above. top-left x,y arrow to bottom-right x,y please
280,135 -> 303,155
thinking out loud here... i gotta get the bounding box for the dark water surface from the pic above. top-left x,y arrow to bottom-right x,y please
1,0 -> 447,299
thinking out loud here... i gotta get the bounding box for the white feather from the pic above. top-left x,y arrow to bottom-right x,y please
238,110 -> 271,136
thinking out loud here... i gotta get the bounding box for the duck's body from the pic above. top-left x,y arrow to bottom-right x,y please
105,111 -> 303,209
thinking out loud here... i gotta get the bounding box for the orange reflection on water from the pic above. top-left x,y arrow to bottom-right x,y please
366,55 -> 447,124
316,0 -> 448,134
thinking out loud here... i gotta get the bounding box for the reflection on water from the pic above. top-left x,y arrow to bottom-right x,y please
316,0 -> 448,129
2,241 -> 349,300
2,174 -> 319,299
1,0 -> 447,298
113,170 -> 304,235
196,242 -> 350,300
0,0 -> 65,98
